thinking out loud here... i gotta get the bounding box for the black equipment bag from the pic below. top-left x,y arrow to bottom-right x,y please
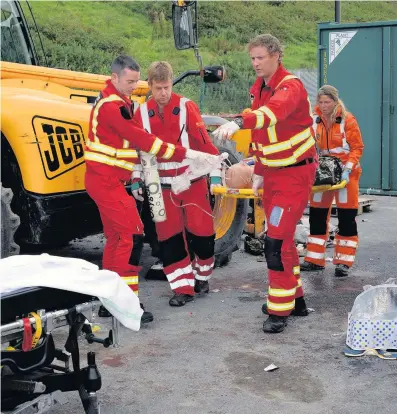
314,156 -> 343,186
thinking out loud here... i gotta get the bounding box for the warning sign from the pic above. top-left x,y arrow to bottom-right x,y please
329,31 -> 357,64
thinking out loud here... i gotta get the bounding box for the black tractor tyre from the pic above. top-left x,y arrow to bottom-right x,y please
1,185 -> 21,258
213,140 -> 249,268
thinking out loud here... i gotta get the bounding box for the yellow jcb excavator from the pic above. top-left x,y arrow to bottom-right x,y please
0,0 -> 250,266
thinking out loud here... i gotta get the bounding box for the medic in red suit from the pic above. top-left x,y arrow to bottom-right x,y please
133,61 -> 221,307
213,35 -> 317,333
84,55 -> 209,321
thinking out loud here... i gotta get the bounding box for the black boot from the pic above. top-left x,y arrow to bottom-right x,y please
263,315 -> 288,333
98,305 -> 112,318
169,293 -> 194,307
300,261 -> 325,272
194,280 -> 210,294
335,264 -> 349,277
145,261 -> 167,281
140,303 -> 154,324
262,297 -> 309,317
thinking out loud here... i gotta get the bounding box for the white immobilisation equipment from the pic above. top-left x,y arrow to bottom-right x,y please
140,151 -> 167,223
171,152 -> 229,195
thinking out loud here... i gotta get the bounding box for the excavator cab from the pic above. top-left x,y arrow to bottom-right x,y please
0,0 -> 38,65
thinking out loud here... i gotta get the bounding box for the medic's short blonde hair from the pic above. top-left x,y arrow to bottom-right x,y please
148,61 -> 173,84
248,34 -> 284,61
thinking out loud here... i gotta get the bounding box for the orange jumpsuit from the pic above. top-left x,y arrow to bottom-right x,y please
84,80 -> 186,296
242,64 -> 317,316
304,106 -> 364,268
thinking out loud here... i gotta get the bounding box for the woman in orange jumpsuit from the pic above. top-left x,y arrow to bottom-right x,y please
301,85 -> 364,277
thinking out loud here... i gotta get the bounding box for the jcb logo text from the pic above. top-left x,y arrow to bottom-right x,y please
33,117 -> 86,180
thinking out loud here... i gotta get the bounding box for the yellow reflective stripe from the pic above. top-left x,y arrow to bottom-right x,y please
260,136 -> 315,167
262,128 -> 311,156
267,300 -> 295,311
268,125 -> 277,143
254,112 -> 265,129
258,106 -> 277,143
123,139 -> 129,149
296,278 -> 302,288
92,94 -> 124,143
116,149 -> 139,158
254,76 -> 298,138
257,106 -> 277,127
86,140 -> 138,159
268,287 -> 296,297
123,276 -> 139,284
86,140 -> 117,157
163,143 -> 175,160
293,266 -> 300,275
274,75 -> 298,90
149,137 -> 163,155
85,151 -> 135,171
251,142 -> 257,151
254,106 -> 278,142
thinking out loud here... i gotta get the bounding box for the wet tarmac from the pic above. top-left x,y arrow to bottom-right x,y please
41,196 -> 397,413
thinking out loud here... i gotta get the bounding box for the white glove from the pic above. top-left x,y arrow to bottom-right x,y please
132,187 -> 144,202
185,149 -> 217,162
212,121 -> 240,141
252,174 -> 263,197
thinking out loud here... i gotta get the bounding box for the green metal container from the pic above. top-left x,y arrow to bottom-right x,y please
318,21 -> 397,195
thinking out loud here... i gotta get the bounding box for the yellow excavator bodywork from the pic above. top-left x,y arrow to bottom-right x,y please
1,62 -> 148,195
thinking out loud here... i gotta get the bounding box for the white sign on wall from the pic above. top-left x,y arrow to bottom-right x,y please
329,31 -> 357,64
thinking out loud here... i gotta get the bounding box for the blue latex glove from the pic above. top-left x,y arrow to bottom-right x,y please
341,169 -> 351,184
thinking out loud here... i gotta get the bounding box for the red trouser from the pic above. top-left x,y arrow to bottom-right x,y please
85,171 -> 143,295
155,178 -> 215,296
305,167 -> 361,268
262,162 -> 317,316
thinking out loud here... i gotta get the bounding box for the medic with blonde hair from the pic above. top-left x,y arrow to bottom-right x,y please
301,85 -> 364,277
133,61 -> 221,307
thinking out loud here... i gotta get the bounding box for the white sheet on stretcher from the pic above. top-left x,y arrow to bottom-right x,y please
0,254 -> 143,331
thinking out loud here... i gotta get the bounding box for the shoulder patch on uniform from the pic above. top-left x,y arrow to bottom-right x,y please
148,109 -> 155,117
172,107 -> 180,115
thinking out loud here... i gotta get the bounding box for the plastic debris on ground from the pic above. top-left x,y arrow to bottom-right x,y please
264,364 -> 279,372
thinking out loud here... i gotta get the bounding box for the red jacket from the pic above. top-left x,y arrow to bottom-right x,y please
85,80 -> 186,181
313,105 -> 363,170
242,64 -> 316,175
134,93 -> 219,183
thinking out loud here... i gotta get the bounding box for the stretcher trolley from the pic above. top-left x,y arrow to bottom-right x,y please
1,287 -> 119,414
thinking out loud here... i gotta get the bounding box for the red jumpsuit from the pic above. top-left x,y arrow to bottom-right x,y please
84,80 -> 186,296
242,65 -> 317,316
134,93 -> 219,296
305,106 -> 364,268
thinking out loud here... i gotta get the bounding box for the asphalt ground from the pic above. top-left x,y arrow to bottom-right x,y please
26,196 -> 397,413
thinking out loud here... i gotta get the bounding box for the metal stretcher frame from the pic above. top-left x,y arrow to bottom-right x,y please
1,287 -> 120,414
